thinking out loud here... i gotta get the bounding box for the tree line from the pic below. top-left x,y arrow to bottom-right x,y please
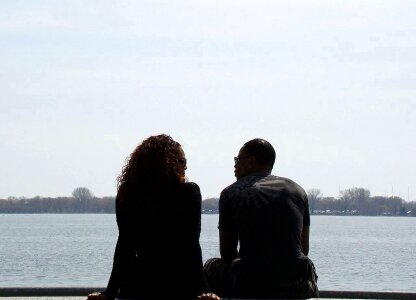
307,188 -> 415,216
0,188 -> 115,213
0,187 -> 415,216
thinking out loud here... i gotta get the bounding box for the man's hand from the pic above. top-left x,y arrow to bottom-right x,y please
197,293 -> 221,300
86,292 -> 107,300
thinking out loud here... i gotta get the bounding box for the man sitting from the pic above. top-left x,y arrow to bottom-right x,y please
204,138 -> 318,299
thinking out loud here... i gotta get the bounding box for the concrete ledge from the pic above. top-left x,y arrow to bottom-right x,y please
319,290 -> 416,299
1,288 -> 416,299
0,288 -> 100,297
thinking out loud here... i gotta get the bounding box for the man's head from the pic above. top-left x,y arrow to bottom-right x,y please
234,138 -> 276,180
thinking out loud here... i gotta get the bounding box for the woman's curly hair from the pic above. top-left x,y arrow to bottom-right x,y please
117,134 -> 182,207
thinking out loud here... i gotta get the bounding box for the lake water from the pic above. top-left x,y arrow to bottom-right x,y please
0,214 -> 415,292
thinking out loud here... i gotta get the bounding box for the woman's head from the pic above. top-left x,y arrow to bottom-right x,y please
117,134 -> 186,194
173,145 -> 187,179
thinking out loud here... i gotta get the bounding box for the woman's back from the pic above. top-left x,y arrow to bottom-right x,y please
113,182 -> 207,299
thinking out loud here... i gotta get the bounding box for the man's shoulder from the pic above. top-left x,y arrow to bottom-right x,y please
256,175 -> 307,196
270,175 -> 303,187
219,181 -> 239,199
280,176 -> 306,191
220,175 -> 255,196
220,173 -> 272,202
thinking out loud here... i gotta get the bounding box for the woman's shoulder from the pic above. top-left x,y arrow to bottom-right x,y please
179,181 -> 201,194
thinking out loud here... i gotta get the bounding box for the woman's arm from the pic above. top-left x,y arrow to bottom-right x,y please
102,235 -> 123,300
182,182 -> 210,294
87,196 -> 124,300
100,196 -> 125,300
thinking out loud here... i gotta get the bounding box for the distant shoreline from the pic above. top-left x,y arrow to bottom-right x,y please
1,194 -> 414,216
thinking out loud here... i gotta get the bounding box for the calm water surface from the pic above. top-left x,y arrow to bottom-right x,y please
0,214 -> 415,292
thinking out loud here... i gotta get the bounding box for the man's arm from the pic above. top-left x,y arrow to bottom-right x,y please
301,226 -> 309,256
219,230 -> 239,262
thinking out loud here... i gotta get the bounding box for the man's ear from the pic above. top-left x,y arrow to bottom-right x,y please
248,156 -> 256,169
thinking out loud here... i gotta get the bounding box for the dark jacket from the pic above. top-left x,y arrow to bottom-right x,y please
104,182 -> 208,299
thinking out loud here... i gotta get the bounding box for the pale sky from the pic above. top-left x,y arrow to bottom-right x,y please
1,1 -> 415,200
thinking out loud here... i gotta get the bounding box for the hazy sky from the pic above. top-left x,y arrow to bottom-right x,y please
1,1 -> 415,200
